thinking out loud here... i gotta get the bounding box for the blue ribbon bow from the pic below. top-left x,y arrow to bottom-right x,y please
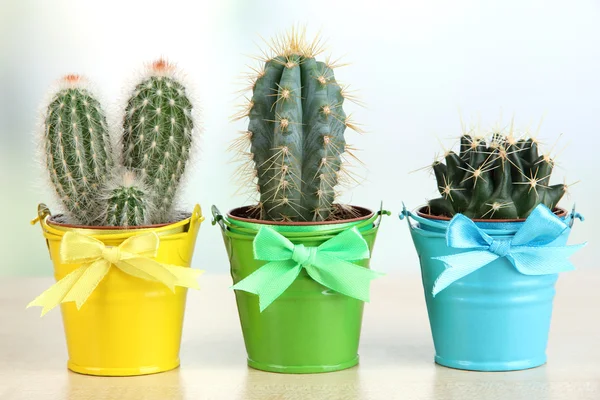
432,204 -> 586,296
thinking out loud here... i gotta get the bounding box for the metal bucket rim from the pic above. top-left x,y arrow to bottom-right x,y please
46,213 -> 190,230
227,205 -> 374,226
37,203 -> 204,241
223,220 -> 382,241
415,205 -> 568,222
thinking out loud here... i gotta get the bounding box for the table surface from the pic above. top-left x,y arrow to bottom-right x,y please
1,271 -> 599,400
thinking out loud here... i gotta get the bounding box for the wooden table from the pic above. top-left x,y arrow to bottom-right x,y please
1,271 -> 598,400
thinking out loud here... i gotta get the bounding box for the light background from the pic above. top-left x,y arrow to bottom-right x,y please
0,0 -> 597,276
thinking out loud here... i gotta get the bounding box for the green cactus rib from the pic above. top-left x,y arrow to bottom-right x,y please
105,183 -> 151,227
122,73 -> 194,222
428,133 -> 566,219
43,80 -> 113,225
248,50 -> 349,222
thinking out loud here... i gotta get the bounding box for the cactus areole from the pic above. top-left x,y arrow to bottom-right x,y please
234,30 -> 363,223
425,131 -> 569,220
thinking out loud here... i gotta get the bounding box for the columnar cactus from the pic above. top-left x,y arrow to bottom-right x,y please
39,59 -> 199,228
428,130 -> 567,219
102,170 -> 152,227
121,59 -> 195,223
41,75 -> 113,225
234,29 -> 360,222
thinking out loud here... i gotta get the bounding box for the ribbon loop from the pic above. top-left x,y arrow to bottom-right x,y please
446,214 -> 494,249
431,204 -> 585,296
233,226 -> 382,312
28,231 -> 202,316
511,205 -> 570,246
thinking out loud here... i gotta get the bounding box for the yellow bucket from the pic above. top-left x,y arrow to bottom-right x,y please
32,204 -> 204,376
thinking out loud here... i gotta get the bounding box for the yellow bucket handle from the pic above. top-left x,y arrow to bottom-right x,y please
31,203 -> 52,226
188,204 -> 205,232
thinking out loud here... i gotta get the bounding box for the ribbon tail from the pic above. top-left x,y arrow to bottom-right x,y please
163,265 -> 203,290
431,251 -> 499,296
306,254 -> 383,302
62,260 -> 111,310
27,265 -> 88,316
116,258 -> 178,292
232,260 -> 301,312
112,259 -> 159,282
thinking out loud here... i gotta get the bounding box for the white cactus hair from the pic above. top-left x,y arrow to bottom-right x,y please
111,57 -> 203,220
34,74 -> 115,224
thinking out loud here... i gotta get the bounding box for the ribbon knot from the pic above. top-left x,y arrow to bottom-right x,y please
488,239 -> 510,257
291,244 -> 317,266
232,226 -> 383,312
431,204 -> 586,296
28,231 -> 203,316
102,246 -> 122,265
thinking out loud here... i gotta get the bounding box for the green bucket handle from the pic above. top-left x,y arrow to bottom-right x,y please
211,205 -> 227,231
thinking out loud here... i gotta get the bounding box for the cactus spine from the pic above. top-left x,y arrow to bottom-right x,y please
236,29 -> 359,222
103,170 -> 152,227
42,75 -> 113,225
428,129 -> 567,219
121,60 -> 195,223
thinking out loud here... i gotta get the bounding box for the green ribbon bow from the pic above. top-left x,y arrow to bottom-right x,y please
232,226 -> 383,312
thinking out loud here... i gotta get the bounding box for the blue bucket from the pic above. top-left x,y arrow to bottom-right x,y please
401,205 -> 583,371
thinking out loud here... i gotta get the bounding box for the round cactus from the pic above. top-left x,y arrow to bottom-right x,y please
121,59 -> 196,223
41,75 -> 113,225
428,129 -> 567,219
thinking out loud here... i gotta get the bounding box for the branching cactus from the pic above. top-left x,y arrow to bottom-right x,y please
121,59 -> 196,223
233,28 -> 362,222
102,170 -> 152,227
41,75 -> 113,225
427,128 -> 571,219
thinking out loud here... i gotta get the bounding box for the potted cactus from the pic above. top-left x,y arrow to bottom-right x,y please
28,60 -> 204,376
401,124 -> 586,371
212,28 -> 387,373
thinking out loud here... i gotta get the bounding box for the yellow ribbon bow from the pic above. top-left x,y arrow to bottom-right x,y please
28,231 -> 203,316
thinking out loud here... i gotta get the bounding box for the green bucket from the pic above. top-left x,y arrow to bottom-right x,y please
212,205 -> 387,373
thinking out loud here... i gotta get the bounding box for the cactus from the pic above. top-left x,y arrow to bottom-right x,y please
121,59 -> 196,223
102,170 -> 152,227
427,129 -> 567,219
234,28 -> 361,222
39,59 -> 198,228
41,75 -> 113,225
